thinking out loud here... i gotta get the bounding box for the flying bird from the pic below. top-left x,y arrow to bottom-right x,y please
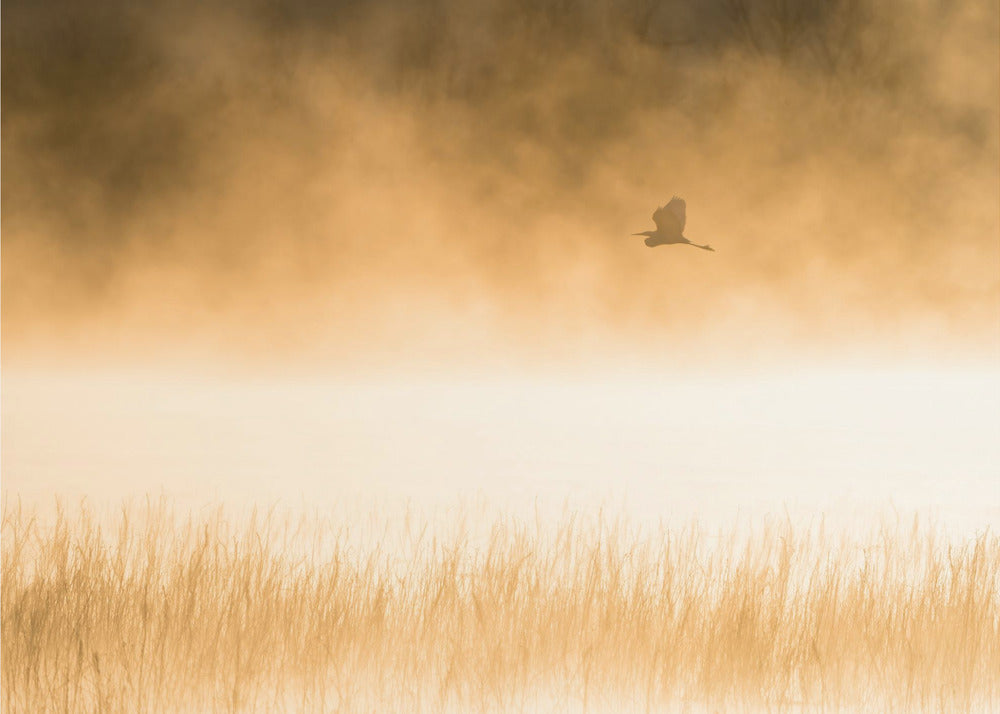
633,197 -> 713,251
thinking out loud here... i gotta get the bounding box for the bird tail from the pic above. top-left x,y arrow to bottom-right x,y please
696,244 -> 714,252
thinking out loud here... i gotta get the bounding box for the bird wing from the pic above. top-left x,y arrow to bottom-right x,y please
666,196 -> 686,231
652,196 -> 686,236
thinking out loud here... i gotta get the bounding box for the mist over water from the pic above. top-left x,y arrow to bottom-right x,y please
5,369 -> 998,532
2,0 -> 998,525
3,0 -> 998,367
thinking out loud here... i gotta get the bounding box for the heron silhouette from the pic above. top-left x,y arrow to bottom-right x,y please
633,197 -> 713,251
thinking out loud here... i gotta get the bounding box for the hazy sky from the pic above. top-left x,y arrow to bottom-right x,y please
3,0 -> 998,370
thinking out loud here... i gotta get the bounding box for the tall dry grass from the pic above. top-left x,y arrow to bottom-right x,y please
2,499 -> 997,713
